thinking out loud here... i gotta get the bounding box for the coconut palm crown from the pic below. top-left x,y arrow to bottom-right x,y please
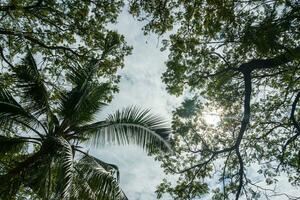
0,51 -> 171,200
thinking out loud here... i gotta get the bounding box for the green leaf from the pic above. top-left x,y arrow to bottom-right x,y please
12,50 -> 50,116
72,155 -> 127,200
77,106 -> 171,152
0,87 -> 39,130
59,82 -> 108,125
53,137 -> 74,200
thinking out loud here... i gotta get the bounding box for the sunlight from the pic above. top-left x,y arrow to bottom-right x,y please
203,111 -> 221,126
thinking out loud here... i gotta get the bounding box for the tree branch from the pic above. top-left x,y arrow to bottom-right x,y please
0,29 -> 81,57
238,46 -> 300,72
279,92 -> 300,166
0,46 -> 14,68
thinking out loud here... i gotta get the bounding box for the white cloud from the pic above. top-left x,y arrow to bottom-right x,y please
92,7 -> 183,199
90,146 -> 171,200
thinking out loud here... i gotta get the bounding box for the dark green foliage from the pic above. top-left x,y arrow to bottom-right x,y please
0,136 -> 25,154
12,51 -> 49,115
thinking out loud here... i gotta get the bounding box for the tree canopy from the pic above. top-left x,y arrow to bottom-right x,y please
0,0 -> 131,89
1,0 -> 300,199
129,0 -> 300,199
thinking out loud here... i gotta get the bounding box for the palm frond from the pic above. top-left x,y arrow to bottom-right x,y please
25,158 -> 52,199
71,174 -> 98,200
75,150 -> 120,181
12,51 -> 50,116
0,145 -> 51,200
58,60 -> 117,126
0,87 -> 43,135
76,106 -> 171,152
91,156 -> 120,182
53,137 -> 74,200
59,82 -> 108,126
67,60 -> 98,86
72,155 -> 127,200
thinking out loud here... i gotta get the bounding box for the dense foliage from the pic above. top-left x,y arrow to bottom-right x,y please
1,0 -> 300,199
0,0 -> 131,90
0,51 -> 171,199
129,0 -> 300,199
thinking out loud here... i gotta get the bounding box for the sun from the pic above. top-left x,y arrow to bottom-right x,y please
202,109 -> 221,126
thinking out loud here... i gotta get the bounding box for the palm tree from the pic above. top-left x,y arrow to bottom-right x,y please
0,51 -> 171,200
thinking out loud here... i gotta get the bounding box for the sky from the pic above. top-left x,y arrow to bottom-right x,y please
90,7 -> 183,200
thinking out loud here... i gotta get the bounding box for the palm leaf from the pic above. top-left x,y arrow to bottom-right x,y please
71,174 -> 98,200
59,82 -> 108,126
76,106 -> 171,152
72,155 -> 127,200
58,60 -> 115,126
12,50 -> 50,116
53,137 -> 74,200
67,60 -> 98,86
0,87 -> 43,134
25,157 -> 52,199
91,156 -> 121,182
0,144 -> 49,199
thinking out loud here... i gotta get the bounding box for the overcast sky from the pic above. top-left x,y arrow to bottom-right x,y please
89,7 -> 300,200
90,7 -> 183,200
